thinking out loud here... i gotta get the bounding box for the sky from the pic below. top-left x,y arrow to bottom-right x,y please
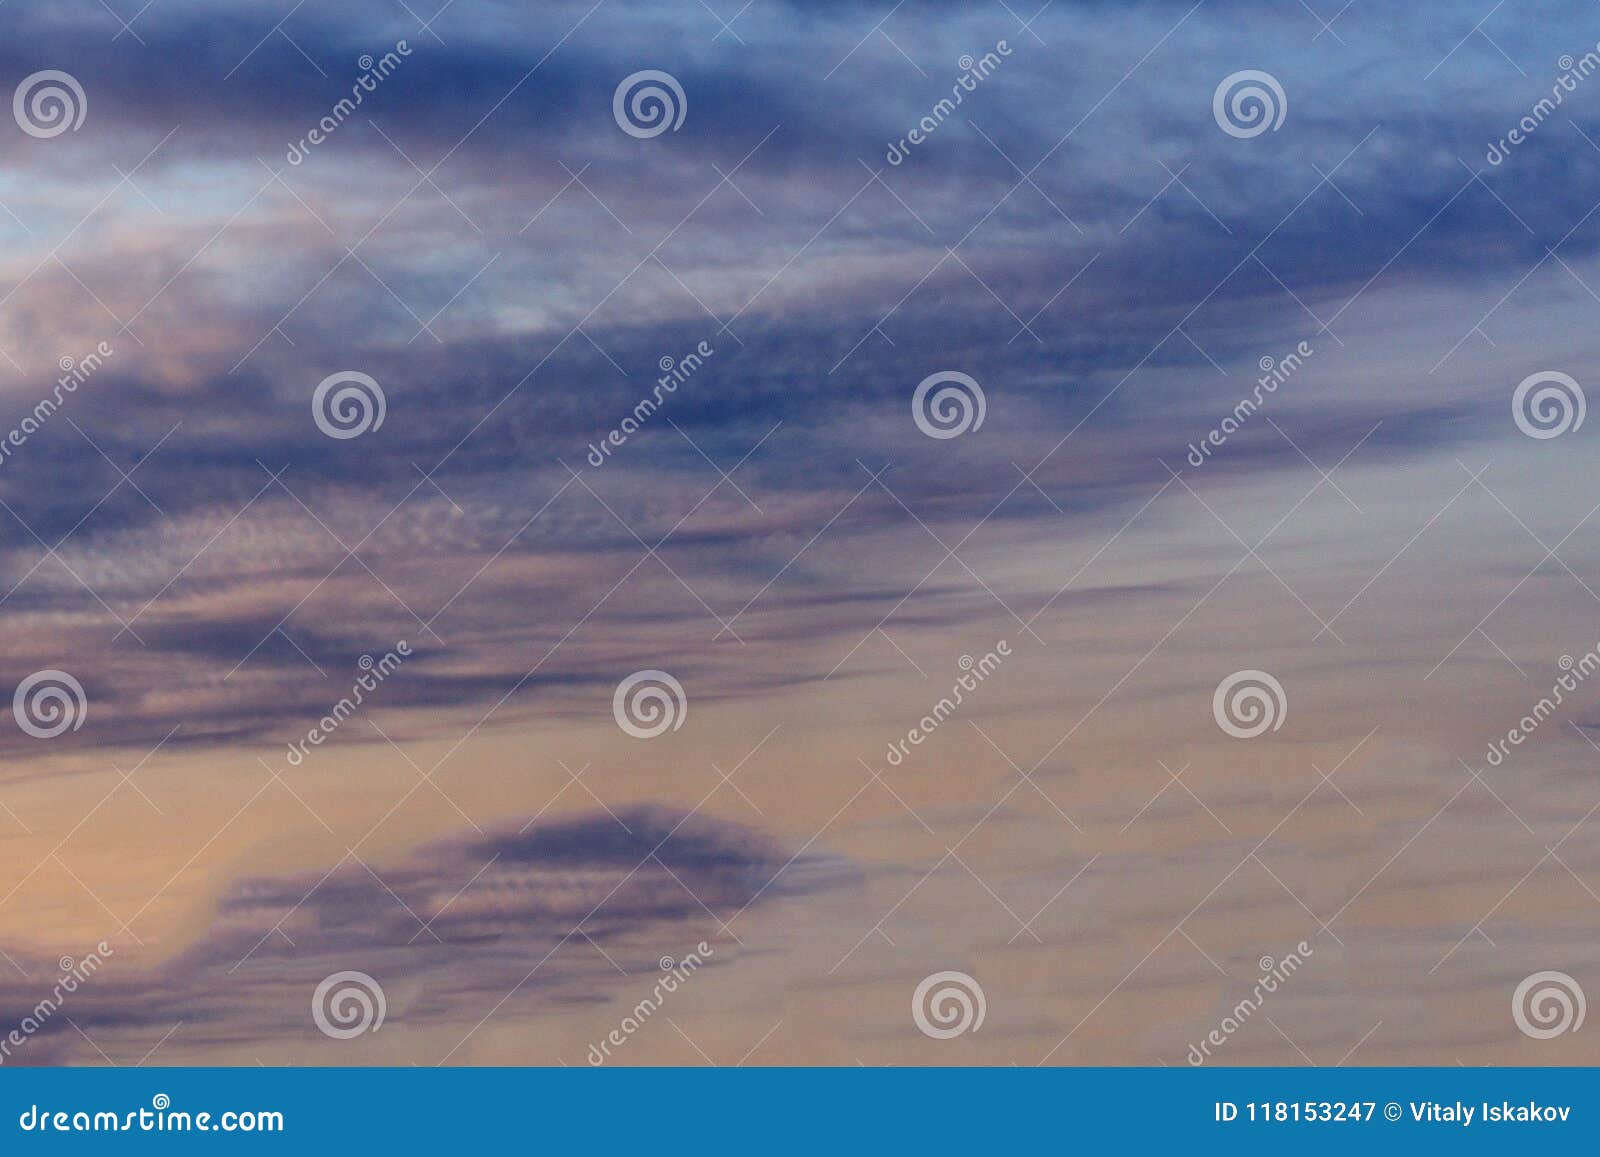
0,0 -> 1598,1065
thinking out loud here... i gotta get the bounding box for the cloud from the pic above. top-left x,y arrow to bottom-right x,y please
0,0 -> 1590,767
0,806 -> 854,1064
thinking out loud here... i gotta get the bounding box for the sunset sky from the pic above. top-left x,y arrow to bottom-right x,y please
0,0 -> 1598,1065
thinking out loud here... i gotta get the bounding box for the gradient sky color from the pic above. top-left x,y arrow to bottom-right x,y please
0,0 -> 1596,1065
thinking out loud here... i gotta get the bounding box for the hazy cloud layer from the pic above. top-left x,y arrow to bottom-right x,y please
3,0 -> 1595,757
0,806 -> 852,1064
